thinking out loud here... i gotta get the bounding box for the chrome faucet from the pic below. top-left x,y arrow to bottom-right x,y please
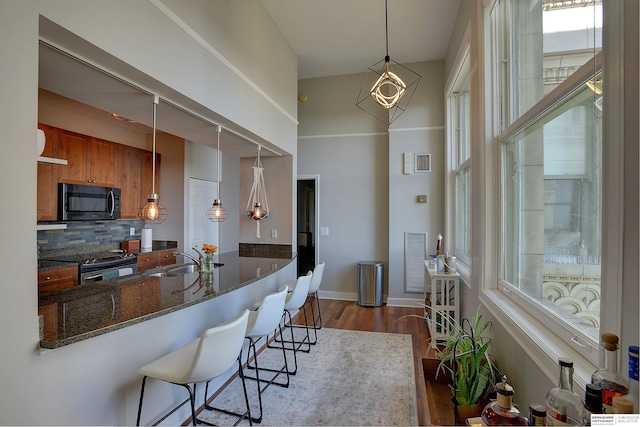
172,251 -> 202,271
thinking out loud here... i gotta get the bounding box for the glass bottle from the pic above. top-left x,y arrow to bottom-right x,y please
527,403 -> 546,426
582,383 -> 602,426
621,345 -> 638,413
611,396 -> 633,414
546,358 -> 583,426
591,333 -> 629,413
481,375 -> 527,426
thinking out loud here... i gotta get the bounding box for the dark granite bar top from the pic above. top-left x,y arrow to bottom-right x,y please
38,251 -> 295,349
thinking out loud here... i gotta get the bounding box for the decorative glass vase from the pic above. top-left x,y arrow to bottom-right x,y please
202,253 -> 214,273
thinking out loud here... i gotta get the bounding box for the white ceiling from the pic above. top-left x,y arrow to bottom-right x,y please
261,0 -> 462,79
39,1 -> 461,156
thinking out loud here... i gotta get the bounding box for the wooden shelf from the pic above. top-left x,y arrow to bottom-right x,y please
37,156 -> 68,165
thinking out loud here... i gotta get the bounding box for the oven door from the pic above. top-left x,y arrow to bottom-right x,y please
81,264 -> 137,284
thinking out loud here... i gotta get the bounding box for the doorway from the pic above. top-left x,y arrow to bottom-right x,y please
297,175 -> 319,276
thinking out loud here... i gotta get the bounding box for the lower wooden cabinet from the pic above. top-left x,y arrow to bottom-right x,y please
38,265 -> 78,294
137,250 -> 176,272
120,277 -> 161,321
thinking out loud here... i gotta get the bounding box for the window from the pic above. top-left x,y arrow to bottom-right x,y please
447,45 -> 472,271
490,0 -> 603,365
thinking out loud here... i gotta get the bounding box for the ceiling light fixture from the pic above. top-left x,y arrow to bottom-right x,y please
356,0 -> 421,125
206,125 -> 229,222
245,145 -> 269,238
138,95 -> 168,226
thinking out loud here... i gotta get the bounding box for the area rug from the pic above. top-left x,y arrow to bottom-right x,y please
198,327 -> 418,426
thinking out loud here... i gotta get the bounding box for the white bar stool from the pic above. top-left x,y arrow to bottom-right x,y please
136,310 -> 251,426
243,286 -> 289,423
270,270 -> 313,370
293,261 -> 325,344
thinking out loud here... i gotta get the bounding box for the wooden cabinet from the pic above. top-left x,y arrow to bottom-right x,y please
157,249 -> 176,267
137,250 -> 176,272
38,303 -> 59,342
38,265 -> 78,294
120,277 -> 161,321
35,124 -> 161,223
55,130 -> 117,186
116,144 -> 141,219
37,124 -> 58,220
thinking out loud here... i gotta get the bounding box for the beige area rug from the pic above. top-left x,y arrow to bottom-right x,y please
198,327 -> 418,426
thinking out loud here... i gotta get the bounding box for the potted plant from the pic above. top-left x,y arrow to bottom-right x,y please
431,308 -> 498,425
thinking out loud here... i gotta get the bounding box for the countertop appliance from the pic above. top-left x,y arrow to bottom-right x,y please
58,183 -> 121,221
47,251 -> 137,285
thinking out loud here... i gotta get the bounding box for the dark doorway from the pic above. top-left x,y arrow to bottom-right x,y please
297,178 -> 317,276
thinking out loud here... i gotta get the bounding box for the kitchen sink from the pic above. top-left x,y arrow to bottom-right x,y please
147,272 -> 179,278
168,264 -> 200,274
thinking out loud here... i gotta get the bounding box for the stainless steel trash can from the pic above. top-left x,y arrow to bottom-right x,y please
357,261 -> 383,307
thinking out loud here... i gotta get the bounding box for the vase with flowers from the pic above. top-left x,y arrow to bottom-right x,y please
201,244 -> 218,273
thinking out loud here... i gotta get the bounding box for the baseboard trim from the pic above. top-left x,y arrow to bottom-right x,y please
386,297 -> 423,308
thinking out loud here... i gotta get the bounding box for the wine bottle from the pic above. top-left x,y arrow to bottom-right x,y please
546,358 -> 583,426
591,333 -> 629,413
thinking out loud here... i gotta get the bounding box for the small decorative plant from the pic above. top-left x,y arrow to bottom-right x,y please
433,308 -> 497,408
201,244 -> 218,273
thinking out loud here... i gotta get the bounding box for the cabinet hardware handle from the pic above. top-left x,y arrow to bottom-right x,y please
45,276 -> 51,280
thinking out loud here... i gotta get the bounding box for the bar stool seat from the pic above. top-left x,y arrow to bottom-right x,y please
243,286 -> 289,423
136,310 -> 251,426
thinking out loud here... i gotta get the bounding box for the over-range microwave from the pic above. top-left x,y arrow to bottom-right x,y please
58,183 -> 121,221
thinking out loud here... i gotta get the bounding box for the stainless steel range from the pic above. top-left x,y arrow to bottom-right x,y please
49,252 -> 138,284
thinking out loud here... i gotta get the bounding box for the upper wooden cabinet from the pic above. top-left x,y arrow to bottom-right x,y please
37,124 -> 58,220
116,144 -> 141,219
55,130 -> 117,187
36,125 -> 161,222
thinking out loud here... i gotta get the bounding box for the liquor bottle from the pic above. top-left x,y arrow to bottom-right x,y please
481,375 -> 527,426
582,383 -> 603,426
527,403 -> 546,426
546,358 -> 583,426
611,396 -> 633,414
591,333 -> 629,413
621,345 -> 638,413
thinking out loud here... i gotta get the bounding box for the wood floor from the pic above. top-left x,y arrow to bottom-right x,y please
291,298 -> 442,426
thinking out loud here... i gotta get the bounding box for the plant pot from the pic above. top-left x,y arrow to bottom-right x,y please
453,398 -> 486,426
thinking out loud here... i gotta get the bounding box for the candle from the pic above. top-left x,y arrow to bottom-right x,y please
436,233 -> 443,255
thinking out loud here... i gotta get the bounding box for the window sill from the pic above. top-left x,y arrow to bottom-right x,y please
480,289 -> 596,395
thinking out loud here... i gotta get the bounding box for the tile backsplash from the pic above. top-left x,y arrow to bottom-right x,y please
37,220 -> 142,251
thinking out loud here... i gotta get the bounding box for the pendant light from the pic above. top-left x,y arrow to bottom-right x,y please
356,0 -> 421,125
206,125 -> 229,222
245,145 -> 269,238
138,95 -> 168,225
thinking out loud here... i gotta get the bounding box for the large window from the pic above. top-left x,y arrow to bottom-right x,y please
491,0 -> 603,363
447,48 -> 471,270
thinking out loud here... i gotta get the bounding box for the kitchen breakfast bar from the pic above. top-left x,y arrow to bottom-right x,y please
38,251 -> 296,349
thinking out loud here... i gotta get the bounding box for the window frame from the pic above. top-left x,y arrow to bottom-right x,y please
445,29 -> 472,282
478,0 -> 626,390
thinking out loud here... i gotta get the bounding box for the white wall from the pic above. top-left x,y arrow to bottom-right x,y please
0,1 -> 297,424
297,62 -> 445,303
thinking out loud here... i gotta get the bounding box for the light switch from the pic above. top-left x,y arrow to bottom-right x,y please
320,227 -> 329,236
271,229 -> 278,239
130,227 -> 135,236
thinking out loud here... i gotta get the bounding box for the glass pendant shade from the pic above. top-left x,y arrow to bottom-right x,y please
207,125 -> 228,223
139,194 -> 168,224
206,199 -> 229,222
248,202 -> 266,220
355,0 -> 420,125
138,95 -> 167,224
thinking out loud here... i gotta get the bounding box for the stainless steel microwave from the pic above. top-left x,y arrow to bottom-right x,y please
58,183 -> 121,221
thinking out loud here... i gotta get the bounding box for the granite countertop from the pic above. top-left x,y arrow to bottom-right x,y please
37,251 -> 295,349
38,241 -> 178,271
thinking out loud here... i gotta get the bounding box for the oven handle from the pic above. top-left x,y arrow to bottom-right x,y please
110,293 -> 115,320
84,273 -> 103,281
108,190 -> 115,217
